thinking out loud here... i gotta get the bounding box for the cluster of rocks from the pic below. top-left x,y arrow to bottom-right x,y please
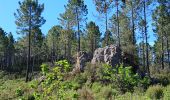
73,45 -> 122,72
73,45 -> 138,73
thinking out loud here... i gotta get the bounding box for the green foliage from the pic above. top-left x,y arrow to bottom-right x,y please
64,90 -> 79,99
164,85 -> 170,99
40,64 -> 49,75
146,85 -> 164,99
91,82 -> 102,93
16,88 -> 24,97
96,63 -> 150,93
77,87 -> 94,100
14,0 -> 45,35
55,60 -> 71,72
33,60 -> 72,99
98,85 -> 118,99
86,21 -> 101,53
102,30 -> 114,47
0,78 -> 30,99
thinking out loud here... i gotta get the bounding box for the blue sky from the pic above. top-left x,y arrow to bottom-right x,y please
0,0 -> 156,46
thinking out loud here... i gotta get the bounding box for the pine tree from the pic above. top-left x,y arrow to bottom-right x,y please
152,0 -> 170,69
66,0 -> 88,52
14,0 -> 46,82
47,25 -> 62,62
59,5 -> 76,59
6,33 -> 15,72
86,21 -> 101,53
93,0 -> 114,46
0,27 -> 8,70
138,18 -> 146,68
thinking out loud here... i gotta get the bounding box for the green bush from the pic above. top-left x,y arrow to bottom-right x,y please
27,94 -> 35,100
64,90 -> 78,99
15,88 -> 24,96
164,85 -> 170,100
0,71 -> 6,79
91,82 -> 102,93
97,63 -> 150,93
78,87 -> 94,100
146,85 -> 164,99
40,63 -> 49,75
32,60 -> 72,99
99,85 -> 118,99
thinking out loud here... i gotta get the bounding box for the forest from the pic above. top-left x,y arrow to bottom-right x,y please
0,0 -> 170,99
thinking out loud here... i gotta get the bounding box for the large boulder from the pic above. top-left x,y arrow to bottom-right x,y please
72,45 -> 138,73
91,45 -> 121,67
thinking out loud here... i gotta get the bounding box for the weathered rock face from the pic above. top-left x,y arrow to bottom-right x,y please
91,45 -> 121,67
72,45 -> 138,73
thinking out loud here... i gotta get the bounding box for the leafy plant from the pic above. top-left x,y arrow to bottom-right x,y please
97,63 -> 150,93
32,60 -> 72,99
15,88 -> 24,97
40,64 -> 49,75
164,85 -> 170,100
146,85 -> 164,99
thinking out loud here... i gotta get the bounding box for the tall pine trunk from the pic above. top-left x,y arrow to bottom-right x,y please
167,37 -> 170,68
131,1 -> 135,45
76,7 -> 80,52
116,0 -> 120,47
26,5 -> 32,82
161,18 -> 164,69
143,0 -> 150,76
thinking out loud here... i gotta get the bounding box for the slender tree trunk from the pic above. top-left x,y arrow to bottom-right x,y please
31,55 -> 34,79
161,19 -> 164,69
167,36 -> 170,68
37,54 -> 39,67
94,37 -> 96,52
68,38 -> 71,60
76,7 -> 80,52
0,58 -> 1,70
105,11 -> 108,32
142,29 -> 146,69
91,38 -> 94,53
105,11 -> 109,46
51,33 -> 54,63
144,0 -> 150,75
26,5 -> 32,82
64,41 -> 67,59
131,1 -> 135,45
161,35 -> 164,69
116,0 -> 120,47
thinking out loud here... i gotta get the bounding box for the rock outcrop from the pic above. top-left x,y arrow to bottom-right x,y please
91,45 -> 121,67
72,45 -> 138,73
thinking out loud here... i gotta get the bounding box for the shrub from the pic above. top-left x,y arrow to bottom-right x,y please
164,85 -> 170,99
89,63 -> 151,93
146,85 -> 164,99
0,71 -> 6,79
152,74 -> 170,86
84,62 -> 102,83
64,90 -> 78,99
98,85 -> 118,99
27,94 -> 35,100
32,60 -> 72,99
91,82 -> 102,93
40,63 -> 49,75
15,88 -> 24,97
78,87 -> 94,100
